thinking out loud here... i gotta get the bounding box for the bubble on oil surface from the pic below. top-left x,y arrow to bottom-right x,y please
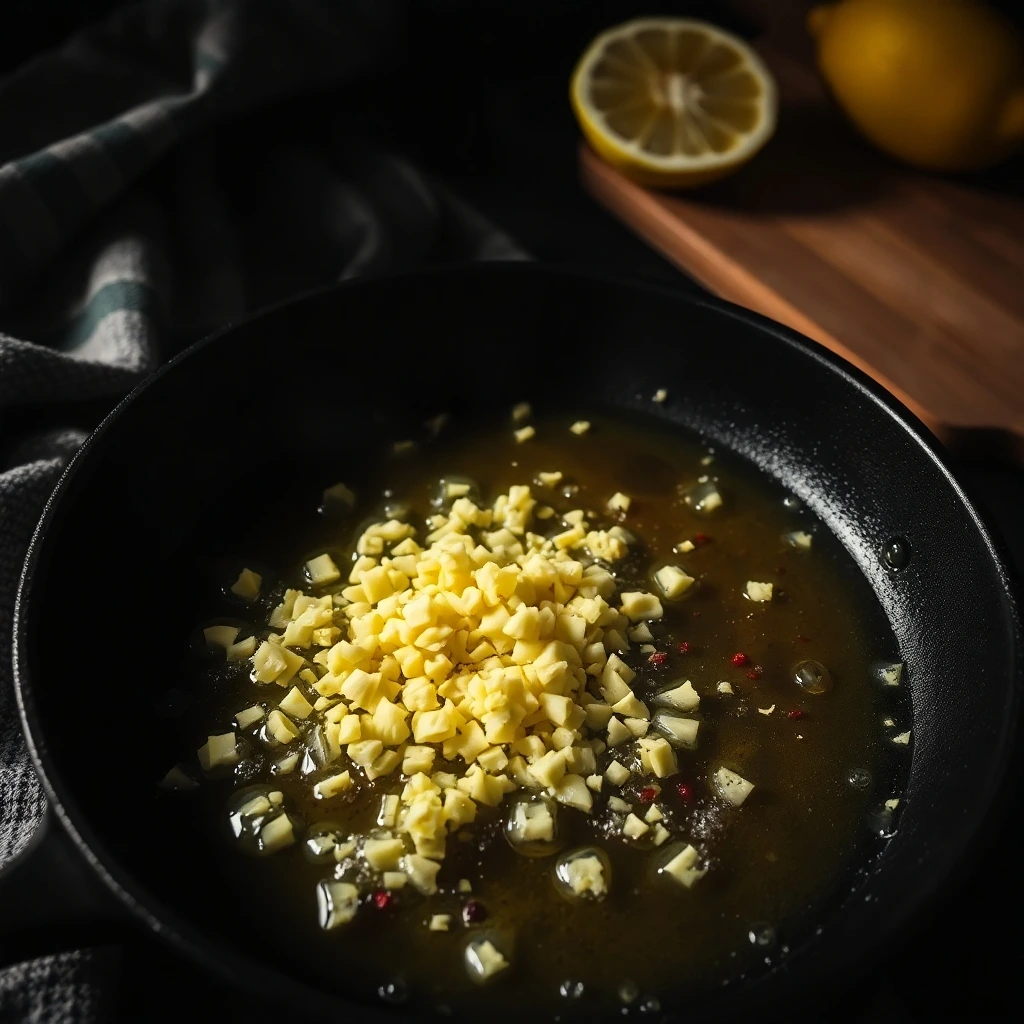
505,794 -> 561,857
618,980 -> 640,1004
748,923 -> 776,949
793,659 -> 831,694
554,847 -> 611,902
377,979 -> 408,1004
559,980 -> 585,1000
882,537 -> 910,570
226,787 -> 296,856
847,767 -> 872,790
783,495 -> 802,510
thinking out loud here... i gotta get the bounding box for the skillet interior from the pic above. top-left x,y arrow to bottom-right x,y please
16,265 -> 1021,1020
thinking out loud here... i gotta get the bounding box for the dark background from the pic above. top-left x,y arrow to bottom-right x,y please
2,1 -> 1022,1020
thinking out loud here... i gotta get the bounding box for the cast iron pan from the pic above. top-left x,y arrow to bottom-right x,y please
3,264 -> 1021,1021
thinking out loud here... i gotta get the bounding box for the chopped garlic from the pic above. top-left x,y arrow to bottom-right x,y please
893,730 -> 911,745
383,871 -> 408,889
607,492 -> 631,512
458,878 -> 473,893
509,801 -> 555,843
605,760 -> 631,787
879,663 -> 904,686
656,680 -> 700,712
623,813 -> 649,839
278,686 -> 313,721
317,880 -> 359,930
378,794 -> 400,828
314,772 -> 352,799
745,581 -> 774,603
885,798 -> 900,810
652,823 -> 671,846
644,804 -> 663,824
715,767 -> 754,806
661,844 -> 706,888
652,713 -> 699,749
274,752 -> 299,774
717,681 -> 734,695
322,482 -> 356,511
226,635 -> 256,662
628,622 -> 654,643
608,795 -> 632,814
569,420 -> 591,435
511,401 -> 532,423
785,531 -> 813,550
514,425 -> 536,443
159,766 -> 198,791
252,641 -> 302,686
404,854 -> 441,895
562,854 -> 607,897
259,814 -> 295,854
306,555 -> 340,587
653,388 -> 668,403
676,539 -> 696,553
465,939 -> 509,982
218,480 -> 705,871
197,733 -> 239,772
235,705 -> 264,729
429,914 -> 451,932
364,838 -> 405,871
619,592 -> 664,621
203,625 -> 239,650
758,705 -> 776,716
553,774 -> 594,813
230,568 -> 262,602
639,736 -> 678,778
266,710 -> 299,745
653,565 -> 695,600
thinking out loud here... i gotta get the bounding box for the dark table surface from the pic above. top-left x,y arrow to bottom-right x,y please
4,1 -> 1022,1020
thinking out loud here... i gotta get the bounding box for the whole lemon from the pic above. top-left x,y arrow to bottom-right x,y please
809,0 -> 1024,171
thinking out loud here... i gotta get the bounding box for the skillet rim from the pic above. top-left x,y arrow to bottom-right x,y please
11,260 -> 1023,1016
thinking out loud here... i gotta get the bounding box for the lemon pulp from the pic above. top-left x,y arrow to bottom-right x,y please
571,18 -> 777,188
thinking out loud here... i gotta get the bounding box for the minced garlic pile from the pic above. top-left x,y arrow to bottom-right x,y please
196,477 -> 720,900
250,483 -> 681,866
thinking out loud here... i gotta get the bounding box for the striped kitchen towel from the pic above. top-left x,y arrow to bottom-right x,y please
0,1 -> 524,1020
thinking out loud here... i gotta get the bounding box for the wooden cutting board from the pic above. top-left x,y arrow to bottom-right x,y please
579,33 -> 1024,461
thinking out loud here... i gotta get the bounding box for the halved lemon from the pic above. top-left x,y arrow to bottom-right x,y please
571,18 -> 778,188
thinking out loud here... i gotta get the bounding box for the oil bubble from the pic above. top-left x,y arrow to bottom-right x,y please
793,659 -> 831,694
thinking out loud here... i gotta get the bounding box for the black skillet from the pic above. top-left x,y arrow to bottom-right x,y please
3,264 -> 1021,1021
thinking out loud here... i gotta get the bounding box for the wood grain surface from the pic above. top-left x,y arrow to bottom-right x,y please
579,14 -> 1024,460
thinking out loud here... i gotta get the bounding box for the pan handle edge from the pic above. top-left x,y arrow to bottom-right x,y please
0,804 -> 130,969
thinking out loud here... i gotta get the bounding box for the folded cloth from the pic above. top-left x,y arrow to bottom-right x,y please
0,1 -> 524,1019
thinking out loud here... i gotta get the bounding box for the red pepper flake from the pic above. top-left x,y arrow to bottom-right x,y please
746,665 -> 763,680
787,709 -> 804,720
731,652 -> 749,666
462,900 -> 488,924
676,782 -> 695,802
372,890 -> 394,910
677,642 -> 691,654
649,651 -> 668,666
695,533 -> 711,545
639,787 -> 658,804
